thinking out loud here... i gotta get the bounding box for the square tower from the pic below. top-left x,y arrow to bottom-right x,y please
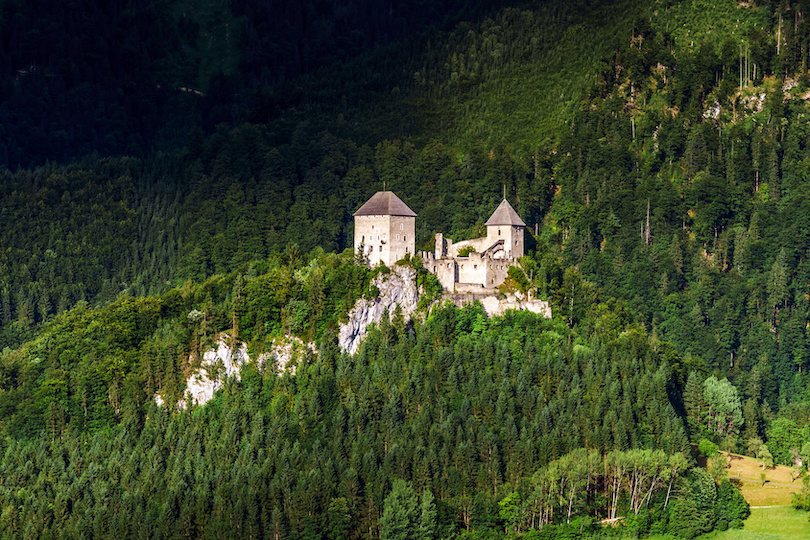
485,199 -> 526,259
353,191 -> 417,266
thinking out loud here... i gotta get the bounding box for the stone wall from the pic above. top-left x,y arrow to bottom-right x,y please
486,224 -> 524,259
446,293 -> 552,318
420,250 -> 516,292
354,214 -> 415,266
456,255 -> 487,285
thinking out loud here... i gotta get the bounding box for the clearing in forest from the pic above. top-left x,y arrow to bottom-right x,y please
720,452 -> 803,507
710,506 -> 810,539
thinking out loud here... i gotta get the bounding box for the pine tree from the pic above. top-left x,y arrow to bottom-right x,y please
380,479 -> 419,540
683,371 -> 705,435
418,489 -> 437,540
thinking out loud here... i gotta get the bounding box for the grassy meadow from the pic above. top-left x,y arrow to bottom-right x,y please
715,506 -> 810,539
723,453 -> 803,507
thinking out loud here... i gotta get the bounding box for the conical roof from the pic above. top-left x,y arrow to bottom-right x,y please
485,199 -> 525,226
353,191 -> 417,217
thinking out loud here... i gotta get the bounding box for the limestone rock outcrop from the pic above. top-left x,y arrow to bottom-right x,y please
156,333 -> 313,409
338,265 -> 420,354
176,336 -> 249,409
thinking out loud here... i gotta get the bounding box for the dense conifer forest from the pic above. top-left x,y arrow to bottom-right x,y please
3,0 -> 810,537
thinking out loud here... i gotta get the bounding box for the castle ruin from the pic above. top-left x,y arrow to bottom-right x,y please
353,191 -> 525,293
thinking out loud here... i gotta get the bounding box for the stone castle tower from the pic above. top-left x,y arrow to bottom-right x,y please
424,198 -> 526,292
353,191 -> 416,267
484,198 -> 526,259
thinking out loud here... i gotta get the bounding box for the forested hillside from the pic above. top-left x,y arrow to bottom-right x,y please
3,0 -> 810,537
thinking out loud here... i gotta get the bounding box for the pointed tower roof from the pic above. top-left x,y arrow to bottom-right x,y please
353,191 -> 417,217
485,199 -> 525,226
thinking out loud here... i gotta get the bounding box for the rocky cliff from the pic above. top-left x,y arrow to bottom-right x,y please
338,264 -> 553,355
338,265 -> 421,354
157,333 -> 313,409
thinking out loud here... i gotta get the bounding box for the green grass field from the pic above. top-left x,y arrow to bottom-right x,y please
708,506 -> 810,539
646,507 -> 809,540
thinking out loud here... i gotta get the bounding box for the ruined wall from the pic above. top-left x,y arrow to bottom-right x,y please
446,293 -> 552,318
446,236 -> 493,258
485,259 -> 512,288
456,254 -> 488,285
421,250 -> 516,292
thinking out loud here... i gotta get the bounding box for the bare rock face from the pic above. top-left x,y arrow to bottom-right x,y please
338,265 -> 420,354
176,336 -> 249,409
157,334 -> 314,409
258,336 -> 314,375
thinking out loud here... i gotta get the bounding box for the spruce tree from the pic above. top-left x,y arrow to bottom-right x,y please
380,479 -> 418,540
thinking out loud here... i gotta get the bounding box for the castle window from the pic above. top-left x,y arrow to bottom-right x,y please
361,235 -> 365,243
474,265 -> 477,269
403,236 -> 406,241
405,247 -> 409,253
371,225 -> 374,229
515,240 -> 518,245
397,234 -> 400,240
498,228 -> 501,235
379,246 -> 382,251
400,223 -> 404,230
